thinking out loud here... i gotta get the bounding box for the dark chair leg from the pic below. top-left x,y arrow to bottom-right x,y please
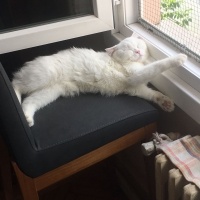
0,136 -> 13,200
143,153 -> 156,200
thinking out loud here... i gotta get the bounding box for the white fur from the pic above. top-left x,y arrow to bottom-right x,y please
12,36 -> 187,126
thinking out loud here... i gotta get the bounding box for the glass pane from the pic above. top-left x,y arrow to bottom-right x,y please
0,0 -> 93,32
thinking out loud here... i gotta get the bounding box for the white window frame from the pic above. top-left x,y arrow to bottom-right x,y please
111,0 -> 200,124
0,0 -> 114,54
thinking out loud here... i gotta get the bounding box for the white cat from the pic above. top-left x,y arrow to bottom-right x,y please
12,36 -> 187,126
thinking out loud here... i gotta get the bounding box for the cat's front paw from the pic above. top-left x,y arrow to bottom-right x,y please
155,95 -> 174,112
22,103 -> 35,127
25,113 -> 34,127
174,53 -> 187,66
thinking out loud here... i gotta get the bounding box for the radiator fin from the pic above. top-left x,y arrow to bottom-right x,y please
155,154 -> 200,200
168,168 -> 187,200
183,184 -> 200,200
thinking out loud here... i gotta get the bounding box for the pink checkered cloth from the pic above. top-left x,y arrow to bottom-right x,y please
159,135 -> 200,189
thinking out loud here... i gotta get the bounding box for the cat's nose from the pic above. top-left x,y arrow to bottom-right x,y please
135,50 -> 140,54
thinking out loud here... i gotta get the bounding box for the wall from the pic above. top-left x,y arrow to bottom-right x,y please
157,105 -> 200,136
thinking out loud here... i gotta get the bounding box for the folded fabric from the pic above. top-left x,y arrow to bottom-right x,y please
159,135 -> 200,189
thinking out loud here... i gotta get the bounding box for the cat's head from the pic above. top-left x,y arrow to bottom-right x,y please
105,36 -> 149,64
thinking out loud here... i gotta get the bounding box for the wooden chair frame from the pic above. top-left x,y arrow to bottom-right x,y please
0,122 -> 156,200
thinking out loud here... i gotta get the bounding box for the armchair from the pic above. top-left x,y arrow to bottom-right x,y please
0,62 -> 158,200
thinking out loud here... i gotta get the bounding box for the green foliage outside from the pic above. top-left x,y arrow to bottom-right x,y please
161,0 -> 192,28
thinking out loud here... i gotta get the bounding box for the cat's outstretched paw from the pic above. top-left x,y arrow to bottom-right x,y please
175,53 -> 187,66
155,95 -> 174,112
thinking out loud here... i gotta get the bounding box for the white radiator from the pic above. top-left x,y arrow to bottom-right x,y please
155,154 -> 200,200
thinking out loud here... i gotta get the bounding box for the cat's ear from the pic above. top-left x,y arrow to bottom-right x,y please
105,45 -> 117,56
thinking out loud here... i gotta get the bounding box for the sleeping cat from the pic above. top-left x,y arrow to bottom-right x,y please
12,36 -> 187,126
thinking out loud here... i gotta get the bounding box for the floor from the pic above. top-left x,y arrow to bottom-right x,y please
0,159 -> 129,200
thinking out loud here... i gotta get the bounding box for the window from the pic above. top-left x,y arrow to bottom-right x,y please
112,0 -> 200,124
0,0 -> 114,54
0,0 -> 93,32
139,0 -> 200,63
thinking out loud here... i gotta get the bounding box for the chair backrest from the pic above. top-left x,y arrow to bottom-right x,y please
0,62 -> 37,173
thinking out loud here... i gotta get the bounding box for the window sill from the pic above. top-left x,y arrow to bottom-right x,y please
108,23 -> 200,124
0,0 -> 114,54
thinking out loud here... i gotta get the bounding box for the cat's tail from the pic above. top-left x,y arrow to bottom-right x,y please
12,82 -> 22,104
